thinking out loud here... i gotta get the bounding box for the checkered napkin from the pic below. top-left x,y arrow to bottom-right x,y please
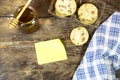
72,12 -> 120,80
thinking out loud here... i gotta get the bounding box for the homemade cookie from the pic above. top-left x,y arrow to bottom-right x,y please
78,3 -> 98,25
55,0 -> 77,17
70,27 -> 89,46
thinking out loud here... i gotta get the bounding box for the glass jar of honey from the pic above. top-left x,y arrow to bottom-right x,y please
14,5 -> 40,34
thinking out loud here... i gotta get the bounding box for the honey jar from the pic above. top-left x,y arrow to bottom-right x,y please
14,5 -> 40,34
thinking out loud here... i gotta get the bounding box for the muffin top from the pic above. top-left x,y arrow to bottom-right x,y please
55,0 -> 77,17
70,27 -> 89,46
78,3 -> 98,25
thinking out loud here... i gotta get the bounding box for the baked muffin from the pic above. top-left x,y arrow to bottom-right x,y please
78,3 -> 98,25
70,27 -> 89,46
55,0 -> 77,18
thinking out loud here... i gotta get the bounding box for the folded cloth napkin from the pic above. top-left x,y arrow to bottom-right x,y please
72,12 -> 120,80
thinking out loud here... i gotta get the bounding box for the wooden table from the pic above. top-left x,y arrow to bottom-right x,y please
0,0 -> 120,80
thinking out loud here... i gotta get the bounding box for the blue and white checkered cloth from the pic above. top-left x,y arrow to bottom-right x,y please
72,12 -> 120,80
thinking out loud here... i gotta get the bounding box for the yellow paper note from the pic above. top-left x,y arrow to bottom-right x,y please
35,39 -> 67,65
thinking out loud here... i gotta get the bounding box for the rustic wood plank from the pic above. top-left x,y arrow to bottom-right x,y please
0,17 -> 86,80
0,0 -> 120,80
0,0 -> 51,17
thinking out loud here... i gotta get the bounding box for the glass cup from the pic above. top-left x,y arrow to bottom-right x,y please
14,5 -> 40,34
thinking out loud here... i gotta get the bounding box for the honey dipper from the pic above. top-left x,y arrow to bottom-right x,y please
9,0 -> 32,30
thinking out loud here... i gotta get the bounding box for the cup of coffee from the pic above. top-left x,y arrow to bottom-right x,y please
14,5 -> 40,34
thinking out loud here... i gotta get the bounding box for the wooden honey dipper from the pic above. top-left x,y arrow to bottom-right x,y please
9,0 -> 32,30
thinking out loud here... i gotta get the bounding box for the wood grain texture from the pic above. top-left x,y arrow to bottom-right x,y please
0,0 -> 120,80
0,0 -> 51,17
